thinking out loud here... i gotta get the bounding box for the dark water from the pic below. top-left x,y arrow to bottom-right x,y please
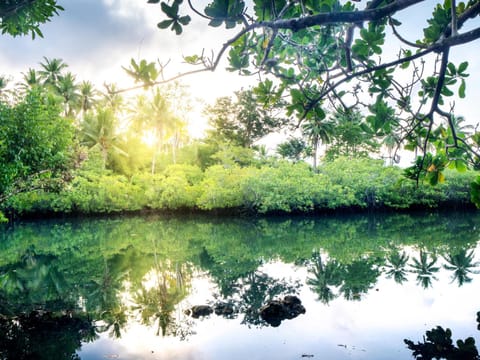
1,212 -> 479,359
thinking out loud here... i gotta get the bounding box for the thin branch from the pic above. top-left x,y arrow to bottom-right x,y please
257,0 -> 423,31
186,0 -> 211,20
416,47 -> 449,183
444,0 -> 480,37
436,107 -> 458,148
260,29 -> 278,67
304,26 -> 480,115
429,48 -> 450,119
457,137 -> 480,160
389,16 -> 427,49
0,0 -> 36,18
114,68 -> 214,94
451,0 -> 458,36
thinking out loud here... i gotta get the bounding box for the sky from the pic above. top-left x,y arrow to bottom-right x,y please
0,0 -> 254,93
1,1 -> 479,136
0,0 -> 257,135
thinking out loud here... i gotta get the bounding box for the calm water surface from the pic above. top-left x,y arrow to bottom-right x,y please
1,212 -> 479,359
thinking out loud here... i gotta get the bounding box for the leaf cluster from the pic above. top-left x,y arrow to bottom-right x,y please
0,0 -> 63,38
150,0 -> 191,35
404,326 -> 479,360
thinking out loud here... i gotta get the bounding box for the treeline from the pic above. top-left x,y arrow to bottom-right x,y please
2,157 -> 477,218
1,58 -> 480,220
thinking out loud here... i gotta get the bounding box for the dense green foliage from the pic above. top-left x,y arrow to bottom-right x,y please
2,157 -> 477,217
1,56 -> 480,218
137,0 -> 480,196
0,0 -> 63,38
2,1 -> 480,212
204,89 -> 285,148
0,88 -> 75,202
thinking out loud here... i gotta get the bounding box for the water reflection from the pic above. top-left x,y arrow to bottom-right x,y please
131,261 -> 192,339
410,250 -> 440,289
384,249 -> 409,284
443,249 -> 480,286
0,212 -> 479,359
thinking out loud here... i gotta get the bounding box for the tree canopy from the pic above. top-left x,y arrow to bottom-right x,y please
2,0 -> 480,209
124,0 -> 480,182
0,0 -> 63,38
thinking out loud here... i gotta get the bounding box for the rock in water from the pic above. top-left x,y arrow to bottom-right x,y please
186,305 -> 213,318
260,295 -> 305,327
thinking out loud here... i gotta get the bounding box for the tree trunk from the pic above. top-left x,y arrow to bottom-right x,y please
313,139 -> 319,173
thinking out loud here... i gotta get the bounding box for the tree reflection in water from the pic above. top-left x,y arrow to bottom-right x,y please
0,212 -> 480,358
306,251 -> 380,302
443,249 -> 480,286
405,323 -> 480,360
306,252 -> 342,304
410,250 -> 440,289
383,249 -> 409,284
131,260 -> 193,339
0,311 -> 95,360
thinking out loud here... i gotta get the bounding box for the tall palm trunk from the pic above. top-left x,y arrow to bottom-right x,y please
312,137 -> 319,172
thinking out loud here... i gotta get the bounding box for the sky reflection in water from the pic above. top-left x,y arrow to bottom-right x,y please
0,212 -> 479,359
79,252 -> 480,360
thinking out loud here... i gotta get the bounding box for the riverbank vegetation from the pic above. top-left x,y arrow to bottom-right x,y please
3,156 -> 478,217
1,58 -> 479,219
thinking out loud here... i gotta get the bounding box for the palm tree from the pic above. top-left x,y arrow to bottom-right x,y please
302,115 -> 334,171
384,250 -> 409,284
443,249 -> 479,286
18,68 -> 41,92
79,108 -> 127,169
56,72 -> 80,117
38,56 -> 68,86
78,80 -> 98,114
101,83 -> 124,114
168,116 -> 189,164
409,250 -> 440,289
0,75 -> 9,99
133,88 -> 174,174
97,305 -> 128,338
382,132 -> 400,165
85,258 -> 128,313
449,115 -> 474,138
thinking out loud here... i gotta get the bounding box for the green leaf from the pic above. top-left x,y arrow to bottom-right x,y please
157,19 -> 173,29
161,1 -> 178,18
183,54 -> 201,64
459,79 -> 466,98
447,62 -> 456,76
172,22 -> 183,35
178,15 -> 191,25
389,18 -> 402,26
458,61 -> 468,75
471,176 -> 480,208
209,18 -> 223,27
441,87 -> 454,96
453,159 -> 468,172
290,89 -> 303,103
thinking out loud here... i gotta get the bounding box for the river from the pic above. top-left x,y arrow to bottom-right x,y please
1,211 -> 479,359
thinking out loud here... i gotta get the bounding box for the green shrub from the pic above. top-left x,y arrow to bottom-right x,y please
196,165 -> 253,210
2,156 -> 477,217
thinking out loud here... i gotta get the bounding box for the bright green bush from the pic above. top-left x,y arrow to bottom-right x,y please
243,162 -> 316,213
68,174 -> 142,213
2,157 -> 477,217
196,165 -> 254,210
